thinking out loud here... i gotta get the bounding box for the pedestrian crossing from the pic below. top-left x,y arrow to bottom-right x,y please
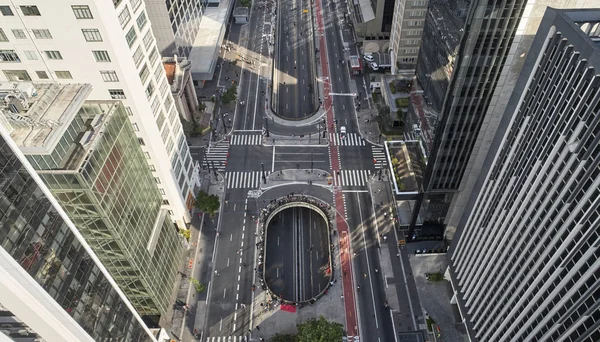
371,146 -> 388,169
225,171 -> 271,189
204,336 -> 249,342
333,169 -> 371,187
229,134 -> 262,145
203,141 -> 230,172
329,133 -> 366,146
404,131 -> 418,141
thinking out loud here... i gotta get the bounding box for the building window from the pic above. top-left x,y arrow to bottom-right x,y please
125,107 -> 133,116
72,5 -> 93,19
109,89 -> 126,99
100,70 -> 119,82
143,30 -> 154,49
132,46 -> 144,67
146,82 -> 156,100
92,50 -> 111,62
168,210 -> 174,215
154,177 -> 161,184
160,79 -> 169,97
160,188 -> 166,195
118,6 -> 131,28
0,50 -> 20,62
0,5 -> 14,16
125,27 -> 137,48
139,64 -> 149,84
12,29 -> 26,39
3,70 -> 31,81
148,47 -> 159,66
82,29 -> 102,42
55,71 -> 72,79
144,152 -> 151,159
0,29 -> 8,42
35,71 -> 48,79
130,0 -> 142,13
162,199 -> 169,205
20,5 -> 41,16
23,50 -> 38,60
132,123 -> 140,131
154,64 -> 163,81
32,29 -> 52,39
149,164 -> 156,171
139,138 -> 146,146
136,11 -> 148,30
44,50 -> 63,60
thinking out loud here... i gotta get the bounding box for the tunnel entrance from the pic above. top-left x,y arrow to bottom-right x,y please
263,201 -> 332,303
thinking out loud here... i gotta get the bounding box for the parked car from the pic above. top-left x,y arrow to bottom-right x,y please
370,62 -> 379,71
364,54 -> 374,62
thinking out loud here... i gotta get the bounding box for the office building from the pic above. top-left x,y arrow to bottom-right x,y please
145,0 -> 203,57
0,112 -> 155,340
410,0 -> 600,240
449,8 -> 600,341
163,56 -> 199,122
389,0 -> 429,73
0,1 -> 196,228
2,82 -> 185,316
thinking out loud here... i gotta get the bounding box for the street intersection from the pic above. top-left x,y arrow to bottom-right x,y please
181,0 -> 424,339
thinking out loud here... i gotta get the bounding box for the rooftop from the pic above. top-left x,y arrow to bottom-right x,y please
2,83 -> 91,155
189,0 -> 234,80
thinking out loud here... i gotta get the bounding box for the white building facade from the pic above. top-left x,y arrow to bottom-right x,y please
0,0 -> 196,227
389,0 -> 428,74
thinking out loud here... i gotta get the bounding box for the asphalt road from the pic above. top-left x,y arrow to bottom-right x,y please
275,0 -> 317,118
264,206 -> 330,301
345,191 -> 395,342
272,145 -> 330,171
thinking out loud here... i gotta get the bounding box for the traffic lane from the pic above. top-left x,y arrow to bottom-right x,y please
264,207 -> 295,299
205,195 -> 245,336
226,145 -> 273,172
272,145 -> 330,171
303,206 -> 331,299
237,191 -> 259,333
189,146 -> 206,163
345,192 -> 394,342
338,145 -> 375,170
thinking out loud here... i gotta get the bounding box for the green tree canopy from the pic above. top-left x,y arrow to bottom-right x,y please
296,316 -> 344,342
195,190 -> 220,214
221,84 -> 238,105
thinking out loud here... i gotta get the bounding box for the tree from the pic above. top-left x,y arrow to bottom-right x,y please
221,84 -> 238,105
296,316 -> 344,342
269,334 -> 297,342
195,190 -> 220,215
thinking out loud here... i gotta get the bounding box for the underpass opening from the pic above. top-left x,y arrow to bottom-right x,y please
262,200 -> 333,304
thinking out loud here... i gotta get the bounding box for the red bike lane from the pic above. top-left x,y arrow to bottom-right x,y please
314,0 -> 358,337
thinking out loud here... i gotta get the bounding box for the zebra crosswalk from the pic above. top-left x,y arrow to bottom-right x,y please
333,170 -> 371,187
329,133 -> 365,146
204,336 -> 249,342
371,146 -> 388,169
404,131 -> 418,141
203,141 -> 230,172
229,134 -> 262,145
225,171 -> 271,189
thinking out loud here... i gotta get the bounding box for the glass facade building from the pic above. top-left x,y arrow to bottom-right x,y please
0,128 -> 153,341
18,99 -> 184,316
450,8 -> 600,341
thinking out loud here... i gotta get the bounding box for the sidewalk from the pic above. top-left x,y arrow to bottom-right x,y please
259,169 -> 332,191
368,175 -> 427,339
168,171 -> 226,342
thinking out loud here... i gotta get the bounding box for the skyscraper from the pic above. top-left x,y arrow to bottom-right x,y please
411,0 -> 600,239
449,7 -> 600,341
389,0 -> 429,74
0,113 -> 155,340
0,1 -> 196,228
2,82 -> 185,317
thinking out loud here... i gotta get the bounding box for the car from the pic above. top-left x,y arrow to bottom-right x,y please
364,54 -> 374,62
340,126 -> 347,139
370,62 -> 379,71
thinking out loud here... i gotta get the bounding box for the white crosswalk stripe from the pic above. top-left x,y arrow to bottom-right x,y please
333,170 -> 371,187
230,134 -> 262,145
204,141 -> 230,172
225,171 -> 271,189
205,336 -> 249,341
404,131 -> 417,141
329,133 -> 365,146
371,146 -> 388,169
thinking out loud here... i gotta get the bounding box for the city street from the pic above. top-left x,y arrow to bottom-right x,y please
264,206 -> 330,302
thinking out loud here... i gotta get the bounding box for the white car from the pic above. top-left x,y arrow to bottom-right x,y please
340,126 -> 347,139
370,62 -> 379,71
364,54 -> 374,62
